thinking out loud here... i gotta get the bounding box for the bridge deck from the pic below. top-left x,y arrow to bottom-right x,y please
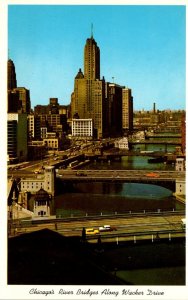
10,212 -> 185,243
57,169 -> 185,182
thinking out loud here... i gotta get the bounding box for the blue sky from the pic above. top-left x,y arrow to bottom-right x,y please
8,5 -> 186,111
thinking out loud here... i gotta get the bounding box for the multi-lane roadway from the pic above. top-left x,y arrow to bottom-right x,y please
11,212 -> 185,242
56,169 -> 185,182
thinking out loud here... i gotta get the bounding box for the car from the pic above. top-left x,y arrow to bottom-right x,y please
99,225 -> 117,232
146,172 -> 159,178
86,228 -> 99,235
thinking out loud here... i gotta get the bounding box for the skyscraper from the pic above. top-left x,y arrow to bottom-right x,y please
71,33 -> 134,138
7,59 -> 19,113
84,36 -> 100,80
7,113 -> 28,162
13,87 -> 31,113
7,59 -> 31,113
71,34 -> 105,139
122,88 -> 133,133
107,83 -> 123,136
7,59 -> 17,90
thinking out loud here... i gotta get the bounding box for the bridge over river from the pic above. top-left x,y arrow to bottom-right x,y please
56,169 -> 185,183
56,169 -> 185,191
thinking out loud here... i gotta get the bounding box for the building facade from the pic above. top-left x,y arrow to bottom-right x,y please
106,83 -> 123,136
71,34 -> 134,139
114,137 -> 129,150
71,35 -> 106,139
72,118 -> 93,138
84,35 -> 100,80
43,138 -> 59,151
20,166 -> 55,196
13,87 -> 31,113
34,188 -> 51,217
8,90 -> 20,113
27,114 -> 41,140
7,113 -> 28,162
122,87 -> 133,133
8,59 -> 17,90
34,98 -> 69,140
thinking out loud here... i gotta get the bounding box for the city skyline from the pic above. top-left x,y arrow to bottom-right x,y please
8,5 -> 186,111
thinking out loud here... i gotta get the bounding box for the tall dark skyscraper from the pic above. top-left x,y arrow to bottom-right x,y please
84,36 -> 100,80
7,59 -> 17,90
7,59 -> 31,113
8,59 -> 19,113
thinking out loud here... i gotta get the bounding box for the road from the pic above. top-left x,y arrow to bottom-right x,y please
12,212 -> 185,239
56,169 -> 185,182
8,167 -> 185,183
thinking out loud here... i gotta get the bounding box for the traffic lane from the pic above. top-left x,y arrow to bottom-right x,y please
25,215 -> 183,236
15,213 -> 185,230
15,221 -> 183,237
52,223 -> 183,237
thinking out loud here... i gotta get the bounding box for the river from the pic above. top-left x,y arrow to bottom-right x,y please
54,154 -> 184,217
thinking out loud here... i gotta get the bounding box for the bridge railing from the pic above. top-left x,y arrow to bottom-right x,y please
85,228 -> 185,242
55,209 -> 185,222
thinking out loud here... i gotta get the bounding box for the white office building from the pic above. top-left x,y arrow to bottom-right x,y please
72,118 -> 93,138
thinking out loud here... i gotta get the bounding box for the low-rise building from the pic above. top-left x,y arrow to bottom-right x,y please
114,137 -> 129,150
43,138 -> 59,150
20,166 -> 55,196
28,140 -> 47,160
175,158 -> 185,171
131,130 -> 145,141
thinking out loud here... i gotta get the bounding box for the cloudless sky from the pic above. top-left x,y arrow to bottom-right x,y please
8,5 -> 186,111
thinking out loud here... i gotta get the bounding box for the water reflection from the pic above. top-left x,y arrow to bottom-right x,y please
84,156 -> 175,171
66,182 -> 172,199
55,182 -> 176,217
120,183 -> 172,198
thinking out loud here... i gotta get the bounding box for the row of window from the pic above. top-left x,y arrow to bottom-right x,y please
22,182 -> 43,189
35,201 -> 48,206
38,211 -> 47,216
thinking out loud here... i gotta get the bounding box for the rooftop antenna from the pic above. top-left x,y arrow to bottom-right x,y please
91,23 -> 93,38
